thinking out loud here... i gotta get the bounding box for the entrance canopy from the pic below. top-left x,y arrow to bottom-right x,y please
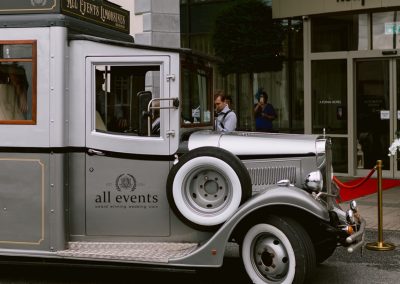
272,0 -> 399,18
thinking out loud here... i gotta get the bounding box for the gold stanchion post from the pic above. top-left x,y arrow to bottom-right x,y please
366,160 -> 396,251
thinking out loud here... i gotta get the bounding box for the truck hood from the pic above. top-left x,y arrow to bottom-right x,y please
187,130 -> 325,156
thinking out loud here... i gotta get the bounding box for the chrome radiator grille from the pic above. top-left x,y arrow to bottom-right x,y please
244,159 -> 301,193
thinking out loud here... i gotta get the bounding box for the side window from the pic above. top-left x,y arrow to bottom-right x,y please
181,61 -> 212,127
94,64 -> 160,136
0,41 -> 36,124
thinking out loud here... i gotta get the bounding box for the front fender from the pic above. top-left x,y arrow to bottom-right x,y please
240,185 -> 330,221
170,185 -> 329,266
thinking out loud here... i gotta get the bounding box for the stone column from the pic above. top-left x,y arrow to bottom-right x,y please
134,0 -> 181,48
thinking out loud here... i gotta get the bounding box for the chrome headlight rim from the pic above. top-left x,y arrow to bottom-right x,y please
304,170 -> 324,192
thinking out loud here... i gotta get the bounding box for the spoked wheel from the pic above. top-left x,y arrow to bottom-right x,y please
167,147 -> 252,230
241,216 -> 316,284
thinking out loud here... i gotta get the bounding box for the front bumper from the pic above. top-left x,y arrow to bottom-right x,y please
345,216 -> 366,253
329,203 -> 366,253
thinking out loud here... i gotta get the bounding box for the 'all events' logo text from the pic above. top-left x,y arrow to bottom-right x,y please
94,173 -> 159,209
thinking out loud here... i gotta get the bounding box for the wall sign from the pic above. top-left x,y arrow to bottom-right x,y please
336,0 -> 365,6
385,22 -> 400,35
380,110 -> 390,120
319,99 -> 342,104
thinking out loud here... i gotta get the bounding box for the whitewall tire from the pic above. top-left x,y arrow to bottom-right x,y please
167,147 -> 252,230
241,216 -> 316,284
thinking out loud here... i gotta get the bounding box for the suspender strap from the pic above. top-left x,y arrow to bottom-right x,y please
220,109 -> 232,129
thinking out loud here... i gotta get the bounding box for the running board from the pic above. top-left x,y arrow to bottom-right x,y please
57,242 -> 198,263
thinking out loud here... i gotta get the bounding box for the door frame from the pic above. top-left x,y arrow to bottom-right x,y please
85,55 -> 176,156
354,57 -> 400,178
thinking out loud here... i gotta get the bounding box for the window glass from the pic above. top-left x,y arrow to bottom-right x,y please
94,65 -> 160,136
356,60 -> 390,170
253,62 -> 295,132
289,19 -> 303,59
0,41 -> 36,124
238,73 -> 253,131
312,60 -> 347,134
181,62 -> 212,126
332,137 -> 348,173
372,11 -> 400,50
311,14 -> 368,52
290,60 -> 304,132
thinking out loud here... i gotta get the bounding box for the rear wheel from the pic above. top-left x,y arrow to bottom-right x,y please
241,215 -> 316,284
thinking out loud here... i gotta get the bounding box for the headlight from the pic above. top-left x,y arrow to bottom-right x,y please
346,209 -> 355,224
305,170 -> 323,192
350,200 -> 358,212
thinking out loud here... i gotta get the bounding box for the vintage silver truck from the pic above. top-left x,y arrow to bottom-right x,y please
0,1 -> 365,284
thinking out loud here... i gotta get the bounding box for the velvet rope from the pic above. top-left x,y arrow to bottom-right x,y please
333,167 -> 376,190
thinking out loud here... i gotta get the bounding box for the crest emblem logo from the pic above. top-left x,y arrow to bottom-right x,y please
115,174 -> 136,192
31,0 -> 47,6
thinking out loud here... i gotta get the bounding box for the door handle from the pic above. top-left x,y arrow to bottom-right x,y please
88,149 -> 105,156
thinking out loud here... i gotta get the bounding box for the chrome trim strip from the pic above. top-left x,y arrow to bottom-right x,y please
325,138 -> 333,210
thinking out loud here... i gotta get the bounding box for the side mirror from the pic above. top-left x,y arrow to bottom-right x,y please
137,91 -> 152,136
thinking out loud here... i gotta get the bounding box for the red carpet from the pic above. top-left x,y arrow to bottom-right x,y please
336,178 -> 400,202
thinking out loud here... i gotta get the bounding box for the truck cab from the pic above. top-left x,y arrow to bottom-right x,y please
0,2 -> 365,284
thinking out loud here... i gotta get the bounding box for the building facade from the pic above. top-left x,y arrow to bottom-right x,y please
112,0 -> 181,48
111,0 -> 400,178
113,0 -> 305,137
274,0 -> 400,178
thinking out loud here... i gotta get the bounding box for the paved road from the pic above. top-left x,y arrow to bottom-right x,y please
0,230 -> 398,284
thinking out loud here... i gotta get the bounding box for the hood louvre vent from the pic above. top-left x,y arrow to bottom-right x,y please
249,166 -> 297,186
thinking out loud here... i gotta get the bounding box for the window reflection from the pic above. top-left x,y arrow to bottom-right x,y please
252,61 -> 304,133
312,60 -> 347,134
94,65 -> 160,136
311,14 -> 368,52
332,137 -> 348,173
372,11 -> 400,50
181,61 -> 212,126
0,42 -> 35,124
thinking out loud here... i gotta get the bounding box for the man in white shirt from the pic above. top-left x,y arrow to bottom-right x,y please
214,93 -> 237,132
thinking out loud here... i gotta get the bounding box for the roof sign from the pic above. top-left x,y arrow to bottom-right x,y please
0,0 -> 129,34
62,0 -> 129,34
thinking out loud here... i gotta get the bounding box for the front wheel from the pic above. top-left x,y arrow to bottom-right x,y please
241,216 -> 315,284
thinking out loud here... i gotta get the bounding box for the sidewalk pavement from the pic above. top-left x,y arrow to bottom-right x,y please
341,185 -> 400,231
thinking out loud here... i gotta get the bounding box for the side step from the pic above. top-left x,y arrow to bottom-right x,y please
57,242 -> 198,263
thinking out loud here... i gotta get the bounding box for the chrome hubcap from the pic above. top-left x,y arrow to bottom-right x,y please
253,235 -> 289,281
184,167 -> 230,213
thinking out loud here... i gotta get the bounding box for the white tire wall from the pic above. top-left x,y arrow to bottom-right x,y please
167,147 -> 252,230
241,216 -> 316,284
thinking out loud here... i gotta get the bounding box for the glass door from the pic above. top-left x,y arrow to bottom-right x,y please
355,60 -> 391,176
396,59 -> 400,177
